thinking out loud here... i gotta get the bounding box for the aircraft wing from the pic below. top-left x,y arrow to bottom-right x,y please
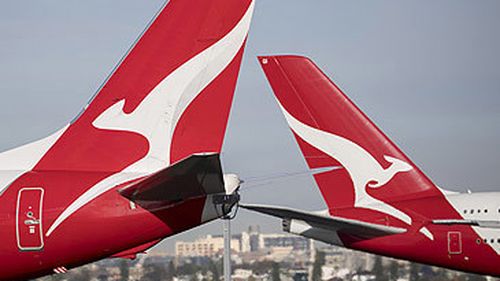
241,204 -> 406,239
119,153 -> 237,208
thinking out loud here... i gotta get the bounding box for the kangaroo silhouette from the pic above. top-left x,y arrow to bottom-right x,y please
279,104 -> 414,226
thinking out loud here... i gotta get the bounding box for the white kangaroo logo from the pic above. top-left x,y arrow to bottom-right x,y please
279,104 -> 414,226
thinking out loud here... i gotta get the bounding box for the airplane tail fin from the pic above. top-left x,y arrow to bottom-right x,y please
19,0 -> 254,236
34,0 -> 254,173
258,55 -> 444,224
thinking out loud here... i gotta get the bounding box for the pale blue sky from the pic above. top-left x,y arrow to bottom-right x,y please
0,1 -> 499,253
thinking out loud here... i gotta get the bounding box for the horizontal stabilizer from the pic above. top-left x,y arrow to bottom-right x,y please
119,153 -> 237,206
432,219 -> 500,229
241,204 -> 406,239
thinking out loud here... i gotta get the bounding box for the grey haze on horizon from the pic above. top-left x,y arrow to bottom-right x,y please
0,1 -> 499,253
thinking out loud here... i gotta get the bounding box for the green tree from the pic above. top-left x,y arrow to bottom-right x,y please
248,261 -> 275,275
454,275 -> 468,281
466,274 -> 487,281
49,273 -> 64,281
311,251 -> 325,281
271,262 -> 281,281
432,267 -> 448,281
120,259 -> 130,281
142,263 -> 167,281
389,260 -> 399,281
409,262 -> 421,281
166,260 -> 176,281
73,268 -> 92,281
177,262 -> 200,276
208,259 -> 220,281
372,256 -> 386,281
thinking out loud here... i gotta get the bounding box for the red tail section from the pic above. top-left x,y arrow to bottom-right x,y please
39,0 -> 254,172
259,55 -> 444,225
0,3 -> 255,276
1,0 -> 254,237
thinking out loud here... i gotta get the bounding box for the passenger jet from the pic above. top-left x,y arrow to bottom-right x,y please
0,0 -> 254,280
243,55 -> 500,276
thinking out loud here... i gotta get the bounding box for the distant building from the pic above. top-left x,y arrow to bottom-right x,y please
175,226 -> 313,261
261,233 -> 312,252
241,225 -> 313,254
322,246 -> 375,272
175,235 -> 240,257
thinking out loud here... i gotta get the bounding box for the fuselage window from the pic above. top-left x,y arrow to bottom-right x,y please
497,239 -> 500,243
464,210 -> 468,214
484,209 -> 488,213
491,239 -> 495,243
478,209 -> 481,213
471,210 -> 474,214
